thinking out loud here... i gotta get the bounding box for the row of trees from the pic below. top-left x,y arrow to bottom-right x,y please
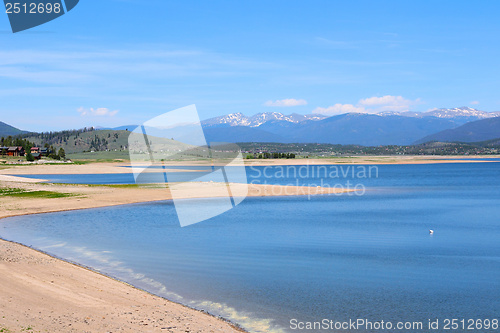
17,127 -> 96,146
246,152 -> 296,159
1,136 -> 34,150
25,147 -> 65,161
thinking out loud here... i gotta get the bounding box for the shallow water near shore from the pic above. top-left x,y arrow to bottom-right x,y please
2,163 -> 500,332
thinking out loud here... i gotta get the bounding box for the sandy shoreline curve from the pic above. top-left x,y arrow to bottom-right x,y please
0,179 -> 352,220
0,238 -> 249,333
0,166 -> 354,333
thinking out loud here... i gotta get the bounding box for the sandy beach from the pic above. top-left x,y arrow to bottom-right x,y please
0,239 -> 246,333
0,162 -> 355,333
0,176 -> 351,220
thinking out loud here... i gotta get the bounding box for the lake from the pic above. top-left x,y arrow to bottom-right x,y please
2,162 -> 500,332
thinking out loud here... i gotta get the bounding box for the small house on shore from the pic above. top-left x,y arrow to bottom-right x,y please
32,153 -> 42,160
6,146 -> 25,157
31,147 -> 40,154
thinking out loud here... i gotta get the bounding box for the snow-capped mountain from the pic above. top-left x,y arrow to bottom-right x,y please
378,107 -> 500,120
204,107 -> 499,129
200,107 -> 500,146
202,112 -> 327,127
202,113 -> 251,127
424,107 -> 500,119
377,111 -> 421,117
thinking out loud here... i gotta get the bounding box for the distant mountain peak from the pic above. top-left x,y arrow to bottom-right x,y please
424,107 -> 498,119
377,107 -> 499,121
202,112 -> 326,128
435,106 -> 478,111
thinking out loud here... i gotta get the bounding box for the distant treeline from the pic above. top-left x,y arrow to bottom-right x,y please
246,152 -> 296,159
239,140 -> 500,156
16,127 -> 96,145
1,135 -> 34,150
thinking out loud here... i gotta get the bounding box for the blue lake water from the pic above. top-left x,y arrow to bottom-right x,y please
2,163 -> 500,332
12,162 -> 500,189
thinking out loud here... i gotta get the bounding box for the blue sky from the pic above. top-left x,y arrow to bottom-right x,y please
1,0 -> 499,131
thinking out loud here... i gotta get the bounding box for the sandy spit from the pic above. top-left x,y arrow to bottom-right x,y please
0,169 -> 351,332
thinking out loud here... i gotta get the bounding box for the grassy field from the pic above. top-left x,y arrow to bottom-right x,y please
0,187 -> 75,199
0,156 -> 26,163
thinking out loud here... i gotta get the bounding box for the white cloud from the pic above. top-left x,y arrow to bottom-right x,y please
470,101 -> 480,105
358,95 -> 421,112
313,104 -> 365,115
78,107 -> 119,117
264,98 -> 308,107
314,95 -> 421,116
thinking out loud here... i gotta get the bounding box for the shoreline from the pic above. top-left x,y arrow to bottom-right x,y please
0,236 -> 248,333
0,234 -> 249,333
1,155 -> 499,177
0,175 -> 352,332
0,178 -> 353,220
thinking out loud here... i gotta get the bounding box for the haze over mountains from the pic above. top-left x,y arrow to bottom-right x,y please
415,117 -> 500,144
2,107 -> 500,146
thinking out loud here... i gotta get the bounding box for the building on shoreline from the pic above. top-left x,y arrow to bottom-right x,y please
1,146 -> 25,157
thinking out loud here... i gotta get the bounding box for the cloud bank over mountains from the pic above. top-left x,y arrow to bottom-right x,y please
313,95 -> 422,115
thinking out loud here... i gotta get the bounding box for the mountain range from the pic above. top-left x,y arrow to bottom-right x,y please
202,107 -> 500,146
202,112 -> 327,127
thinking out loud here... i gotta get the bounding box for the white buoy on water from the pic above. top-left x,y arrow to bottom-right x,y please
429,229 -> 434,234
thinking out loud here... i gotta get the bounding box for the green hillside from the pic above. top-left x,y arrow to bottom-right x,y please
23,129 -> 131,154
20,128 -> 199,161
0,121 -> 26,137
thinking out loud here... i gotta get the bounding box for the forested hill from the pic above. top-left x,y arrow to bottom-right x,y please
16,128 -> 131,154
